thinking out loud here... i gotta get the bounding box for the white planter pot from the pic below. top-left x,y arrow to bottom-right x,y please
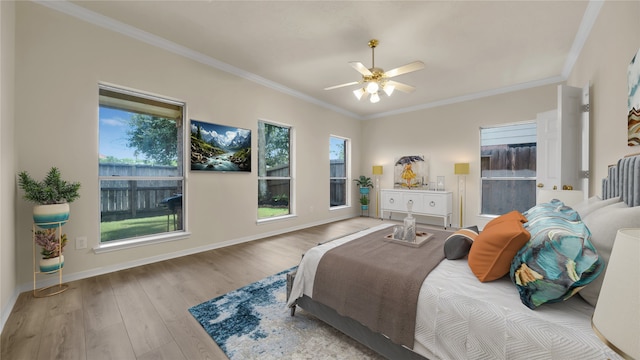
33,203 -> 69,229
39,255 -> 64,273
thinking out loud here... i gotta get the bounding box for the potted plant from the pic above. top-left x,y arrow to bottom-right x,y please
18,167 -> 81,228
353,175 -> 374,195
359,194 -> 370,210
34,228 -> 67,272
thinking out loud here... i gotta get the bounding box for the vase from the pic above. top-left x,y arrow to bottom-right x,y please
359,187 -> 370,195
33,203 -> 69,229
39,255 -> 64,273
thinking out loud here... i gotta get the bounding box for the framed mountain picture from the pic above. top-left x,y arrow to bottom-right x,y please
190,119 -> 251,172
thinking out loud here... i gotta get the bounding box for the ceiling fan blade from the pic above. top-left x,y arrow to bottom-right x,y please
386,80 -> 416,93
324,81 -> 360,91
349,62 -> 373,76
384,61 -> 425,78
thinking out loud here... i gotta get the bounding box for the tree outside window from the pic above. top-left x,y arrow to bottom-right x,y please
257,121 -> 291,219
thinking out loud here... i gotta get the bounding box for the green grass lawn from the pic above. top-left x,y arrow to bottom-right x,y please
101,215 -> 173,242
258,207 -> 289,218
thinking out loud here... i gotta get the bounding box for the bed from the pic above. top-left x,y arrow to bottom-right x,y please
287,154 -> 640,360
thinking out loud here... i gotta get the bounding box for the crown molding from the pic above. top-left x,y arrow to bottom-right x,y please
363,76 -> 566,120
31,0 -> 361,119
562,1 -> 604,78
32,0 -> 601,121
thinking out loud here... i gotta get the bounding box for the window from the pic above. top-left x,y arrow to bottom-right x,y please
257,120 -> 292,220
480,122 -> 536,215
98,85 -> 185,244
329,136 -> 348,207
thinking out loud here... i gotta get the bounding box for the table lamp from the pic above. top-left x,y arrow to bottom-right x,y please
372,165 -> 383,218
591,228 -> 640,360
454,163 -> 470,228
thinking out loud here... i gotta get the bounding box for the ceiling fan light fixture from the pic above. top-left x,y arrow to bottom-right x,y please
353,88 -> 366,100
324,39 -> 424,104
383,84 -> 395,96
366,81 -> 379,94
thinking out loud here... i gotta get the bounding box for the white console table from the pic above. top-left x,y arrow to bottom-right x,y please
380,189 -> 453,229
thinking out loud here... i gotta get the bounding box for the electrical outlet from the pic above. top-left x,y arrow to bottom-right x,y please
76,236 -> 87,250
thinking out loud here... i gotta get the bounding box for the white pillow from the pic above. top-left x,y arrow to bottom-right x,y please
572,196 -> 620,219
580,202 -> 640,306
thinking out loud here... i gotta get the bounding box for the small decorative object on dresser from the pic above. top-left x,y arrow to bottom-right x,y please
380,189 -> 452,229
436,176 -> 445,191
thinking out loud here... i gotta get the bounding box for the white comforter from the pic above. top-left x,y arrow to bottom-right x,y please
288,223 -> 622,360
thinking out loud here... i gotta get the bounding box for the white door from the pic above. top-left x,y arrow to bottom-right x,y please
558,84 -> 582,191
536,110 -> 559,196
536,84 -> 587,201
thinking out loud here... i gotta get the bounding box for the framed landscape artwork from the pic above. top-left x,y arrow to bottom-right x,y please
190,119 -> 251,172
629,47 -> 640,146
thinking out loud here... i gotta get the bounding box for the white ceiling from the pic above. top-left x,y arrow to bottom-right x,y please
45,1 -> 598,119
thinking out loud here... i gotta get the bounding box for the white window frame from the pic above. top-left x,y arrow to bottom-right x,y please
257,119 -> 295,223
95,84 -> 189,253
479,122 -> 537,217
329,135 -> 350,209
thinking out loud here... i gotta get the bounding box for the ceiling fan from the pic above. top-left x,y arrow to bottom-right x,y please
324,39 -> 425,103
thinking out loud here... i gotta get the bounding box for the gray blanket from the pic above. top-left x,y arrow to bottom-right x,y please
312,226 -> 447,348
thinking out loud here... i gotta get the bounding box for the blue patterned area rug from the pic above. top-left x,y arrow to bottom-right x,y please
189,267 -> 383,360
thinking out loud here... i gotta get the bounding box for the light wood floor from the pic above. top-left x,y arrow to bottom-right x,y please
1,217 -> 386,360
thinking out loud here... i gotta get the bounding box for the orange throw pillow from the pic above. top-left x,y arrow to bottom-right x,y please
484,210 -> 527,229
468,220 -> 530,282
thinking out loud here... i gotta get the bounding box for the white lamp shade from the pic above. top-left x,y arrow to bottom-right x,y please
353,88 -> 365,100
370,92 -> 380,103
383,84 -> 395,96
592,228 -> 640,359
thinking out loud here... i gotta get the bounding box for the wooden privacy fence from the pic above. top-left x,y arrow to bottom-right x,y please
258,164 -> 291,205
330,160 -> 346,206
101,160 -> 349,218
481,145 -> 536,177
100,163 -> 181,222
100,183 -> 180,222
480,145 -> 537,214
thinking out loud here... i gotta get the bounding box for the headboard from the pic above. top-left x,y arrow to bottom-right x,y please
602,153 -> 640,206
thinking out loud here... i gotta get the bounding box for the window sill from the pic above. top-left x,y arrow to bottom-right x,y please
329,205 -> 350,211
256,214 -> 297,224
93,231 -> 191,254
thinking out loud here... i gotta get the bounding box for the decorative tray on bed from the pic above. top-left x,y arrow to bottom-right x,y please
384,231 -> 433,247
